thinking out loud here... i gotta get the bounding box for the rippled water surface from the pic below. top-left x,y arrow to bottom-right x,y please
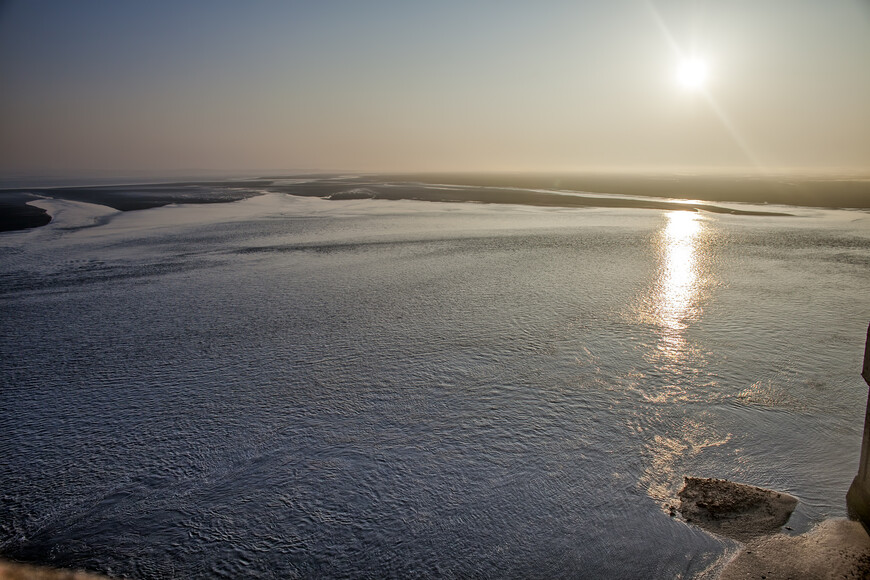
1,195 -> 869,578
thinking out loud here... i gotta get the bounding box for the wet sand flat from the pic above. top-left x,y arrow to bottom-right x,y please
0,175 -> 797,233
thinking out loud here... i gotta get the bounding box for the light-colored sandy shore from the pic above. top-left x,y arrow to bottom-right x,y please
0,560 -> 109,580
718,518 -> 870,580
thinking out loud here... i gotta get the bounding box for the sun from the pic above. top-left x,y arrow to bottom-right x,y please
677,58 -> 708,90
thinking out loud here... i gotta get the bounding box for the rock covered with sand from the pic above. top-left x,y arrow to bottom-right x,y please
678,477 -> 798,542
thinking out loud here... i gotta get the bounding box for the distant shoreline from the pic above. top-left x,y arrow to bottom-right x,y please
4,172 -> 855,233
368,172 -> 870,210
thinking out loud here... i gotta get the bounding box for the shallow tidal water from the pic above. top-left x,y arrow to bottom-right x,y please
1,194 -> 869,578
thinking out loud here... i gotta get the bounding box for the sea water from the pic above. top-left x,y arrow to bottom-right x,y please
1,193 -> 868,578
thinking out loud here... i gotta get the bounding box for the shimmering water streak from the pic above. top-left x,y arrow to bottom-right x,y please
655,210 -> 704,358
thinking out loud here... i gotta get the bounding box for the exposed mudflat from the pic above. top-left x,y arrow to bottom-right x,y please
678,477 -> 798,542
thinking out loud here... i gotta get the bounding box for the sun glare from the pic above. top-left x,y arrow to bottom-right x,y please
677,58 -> 708,90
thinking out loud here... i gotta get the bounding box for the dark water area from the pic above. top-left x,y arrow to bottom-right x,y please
1,194 -> 868,578
0,192 -> 51,231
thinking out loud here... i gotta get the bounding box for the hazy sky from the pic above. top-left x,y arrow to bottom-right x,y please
1,0 -> 868,174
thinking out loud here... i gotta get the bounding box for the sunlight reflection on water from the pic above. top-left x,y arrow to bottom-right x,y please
637,210 -> 733,506
653,210 -> 705,359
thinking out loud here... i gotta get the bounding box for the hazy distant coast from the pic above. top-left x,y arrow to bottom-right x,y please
371,172 -> 870,210
9,170 -> 870,233
270,178 -> 794,216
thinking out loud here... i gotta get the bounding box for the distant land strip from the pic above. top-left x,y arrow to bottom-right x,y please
265,179 -> 791,216
370,172 -> 870,210
7,172 -> 861,232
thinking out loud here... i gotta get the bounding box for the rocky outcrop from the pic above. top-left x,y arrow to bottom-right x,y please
678,477 -> 798,542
